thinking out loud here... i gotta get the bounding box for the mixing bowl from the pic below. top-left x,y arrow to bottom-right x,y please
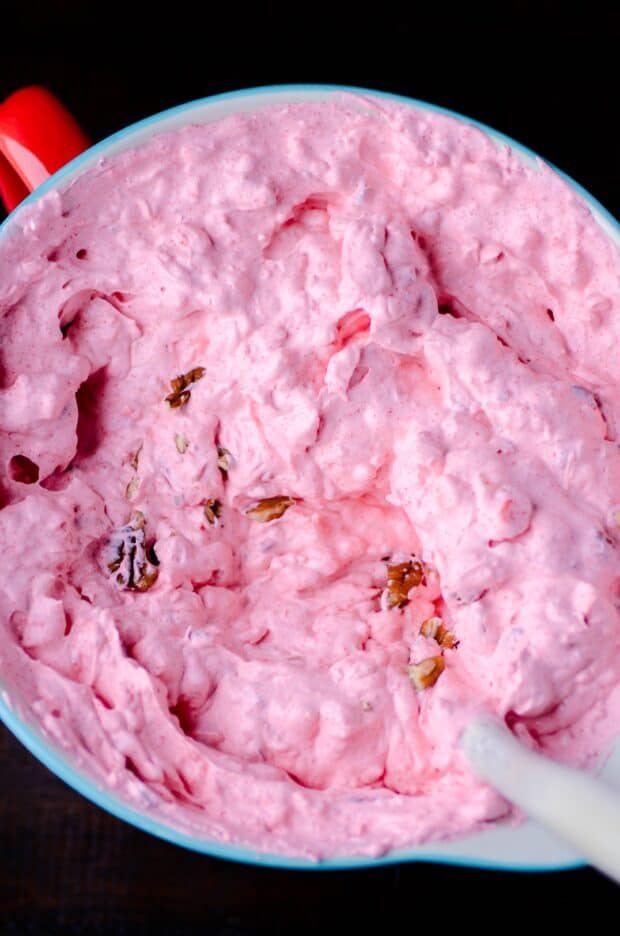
1,83 -> 618,870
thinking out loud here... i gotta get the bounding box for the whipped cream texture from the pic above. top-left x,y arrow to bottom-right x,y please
0,99 -> 619,857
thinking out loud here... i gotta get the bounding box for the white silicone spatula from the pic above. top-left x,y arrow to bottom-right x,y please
462,717 -> 620,883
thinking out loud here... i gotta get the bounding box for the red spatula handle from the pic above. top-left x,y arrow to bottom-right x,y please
0,86 -> 90,213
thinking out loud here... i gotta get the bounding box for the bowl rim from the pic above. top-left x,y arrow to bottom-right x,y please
1,82 -> 617,872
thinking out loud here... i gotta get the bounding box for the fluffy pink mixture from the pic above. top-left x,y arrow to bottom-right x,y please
0,98 -> 619,858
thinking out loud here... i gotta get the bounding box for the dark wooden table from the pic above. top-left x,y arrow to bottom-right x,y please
1,3 -> 618,932
2,726 -> 618,934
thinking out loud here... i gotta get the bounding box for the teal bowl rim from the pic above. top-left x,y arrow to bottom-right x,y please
1,83 -> 617,872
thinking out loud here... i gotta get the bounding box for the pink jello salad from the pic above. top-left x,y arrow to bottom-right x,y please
0,97 -> 619,858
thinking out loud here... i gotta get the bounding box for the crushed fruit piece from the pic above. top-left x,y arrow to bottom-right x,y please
333,308 -> 371,351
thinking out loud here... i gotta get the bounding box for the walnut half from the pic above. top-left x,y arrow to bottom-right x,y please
106,511 -> 159,592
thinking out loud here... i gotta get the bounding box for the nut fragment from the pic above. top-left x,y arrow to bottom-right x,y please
420,616 -> 458,649
385,558 -> 424,609
133,569 -> 159,592
246,496 -> 294,523
125,476 -> 140,500
129,510 -> 146,529
217,446 -> 231,477
175,433 -> 188,454
438,631 -> 458,650
614,510 -> 620,528
165,366 -> 205,409
408,655 -> 445,691
361,700 -> 373,712
203,499 -> 222,525
168,389 -> 190,409
146,543 -> 159,566
106,512 -> 158,592
129,444 -> 142,470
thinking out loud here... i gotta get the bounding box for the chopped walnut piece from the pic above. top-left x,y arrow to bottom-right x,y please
125,476 -> 140,500
420,616 -> 458,649
246,496 -> 294,523
175,433 -> 188,454
408,655 -> 445,691
134,569 -> 159,592
129,444 -> 142,470
385,558 -> 424,609
361,700 -> 373,712
146,543 -> 159,566
420,616 -> 441,639
203,499 -> 222,525
106,512 -> 158,592
217,446 -> 231,477
438,630 -> 458,650
165,366 -> 205,409
168,389 -> 191,409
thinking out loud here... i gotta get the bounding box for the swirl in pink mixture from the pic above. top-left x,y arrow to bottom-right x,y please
0,99 -> 619,858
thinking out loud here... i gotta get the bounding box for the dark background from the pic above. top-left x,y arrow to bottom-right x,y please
1,1 -> 618,932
